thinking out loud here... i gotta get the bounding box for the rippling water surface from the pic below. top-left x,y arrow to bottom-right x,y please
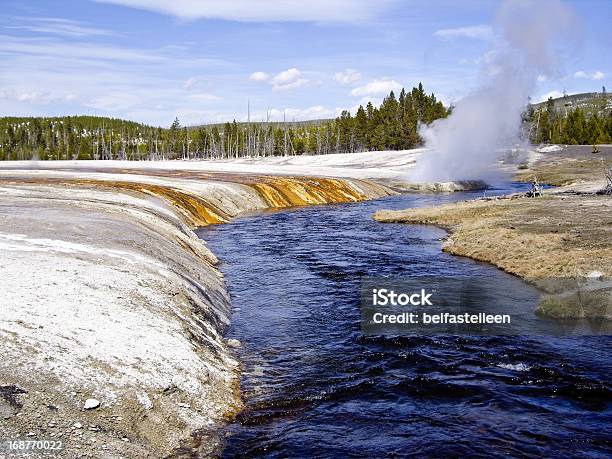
198,185 -> 611,458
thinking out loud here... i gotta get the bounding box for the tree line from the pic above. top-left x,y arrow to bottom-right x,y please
528,93 -> 612,145
0,83 -> 448,161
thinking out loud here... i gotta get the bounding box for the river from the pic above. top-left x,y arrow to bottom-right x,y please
198,184 -> 611,458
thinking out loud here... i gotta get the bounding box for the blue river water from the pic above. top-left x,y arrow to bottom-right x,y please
198,184 -> 611,458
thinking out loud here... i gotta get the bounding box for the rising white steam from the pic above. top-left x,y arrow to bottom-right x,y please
412,0 -> 577,182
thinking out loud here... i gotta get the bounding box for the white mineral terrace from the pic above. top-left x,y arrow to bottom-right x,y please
0,149 -> 424,180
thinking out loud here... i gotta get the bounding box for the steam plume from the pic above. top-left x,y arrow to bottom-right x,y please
412,0 -> 577,182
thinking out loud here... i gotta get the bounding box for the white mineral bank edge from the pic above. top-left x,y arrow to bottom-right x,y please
0,149 -> 426,180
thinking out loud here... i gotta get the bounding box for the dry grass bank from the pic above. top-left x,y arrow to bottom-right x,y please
375,145 -> 612,319
375,194 -> 611,279
375,194 -> 611,318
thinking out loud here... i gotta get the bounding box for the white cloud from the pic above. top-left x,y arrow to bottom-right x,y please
246,105 -> 334,122
0,90 -> 78,104
434,25 -> 494,41
251,68 -> 308,91
86,92 -> 144,112
91,0 -> 395,23
249,71 -> 269,82
274,79 -> 308,91
272,68 -> 300,84
334,68 -> 361,85
350,78 -> 401,97
476,50 -> 497,65
183,76 -> 199,89
271,68 -> 308,91
0,34 -> 201,63
573,70 -> 605,80
458,50 -> 496,67
189,93 -> 221,102
8,17 -> 114,37
284,105 -> 333,119
357,96 -> 382,106
537,75 -> 547,83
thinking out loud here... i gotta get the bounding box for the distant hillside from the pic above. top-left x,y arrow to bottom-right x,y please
527,91 -> 612,144
532,91 -> 612,115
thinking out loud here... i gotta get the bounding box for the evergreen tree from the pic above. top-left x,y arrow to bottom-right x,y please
0,83 -> 453,161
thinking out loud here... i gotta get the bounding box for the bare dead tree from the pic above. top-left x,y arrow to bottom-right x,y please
600,165 -> 612,195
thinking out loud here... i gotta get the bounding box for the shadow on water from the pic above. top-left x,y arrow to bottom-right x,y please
197,183 -> 611,458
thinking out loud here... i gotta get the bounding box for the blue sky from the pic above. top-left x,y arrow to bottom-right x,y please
0,0 -> 609,126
